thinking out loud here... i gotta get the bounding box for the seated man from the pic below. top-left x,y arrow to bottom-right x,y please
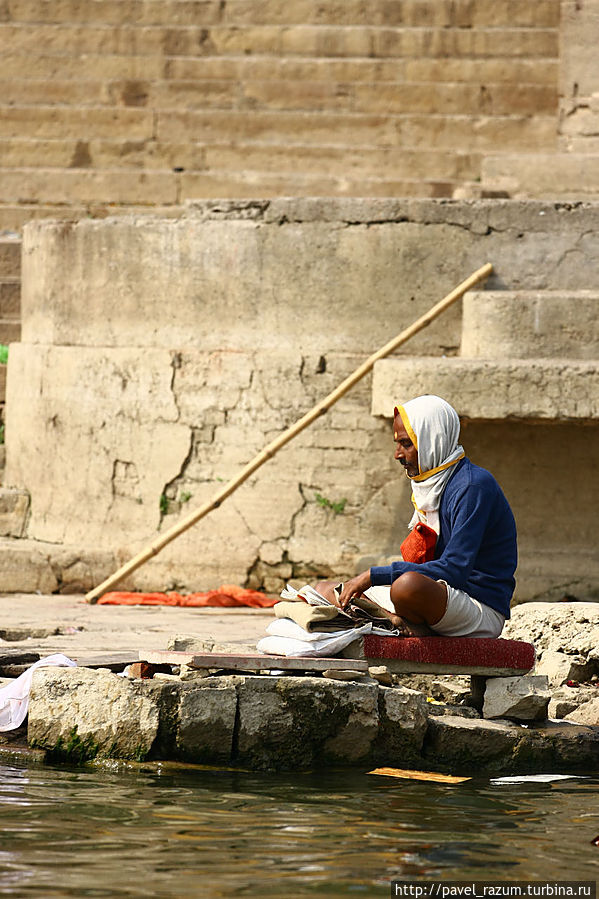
316,395 -> 517,638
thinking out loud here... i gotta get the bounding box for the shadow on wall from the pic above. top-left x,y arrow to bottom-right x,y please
461,419 -> 599,605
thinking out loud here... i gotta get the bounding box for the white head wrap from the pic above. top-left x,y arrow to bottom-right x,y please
395,395 -> 465,534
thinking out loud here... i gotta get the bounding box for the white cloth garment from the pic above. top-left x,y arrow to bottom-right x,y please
396,394 -> 465,533
0,653 -> 77,731
257,622 -> 372,658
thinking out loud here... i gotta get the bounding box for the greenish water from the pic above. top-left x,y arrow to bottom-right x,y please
0,760 -> 597,898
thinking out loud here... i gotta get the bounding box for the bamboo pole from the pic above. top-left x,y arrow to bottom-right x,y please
86,262 -> 492,603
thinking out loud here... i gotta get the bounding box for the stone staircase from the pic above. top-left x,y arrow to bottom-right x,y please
0,0 -> 562,231
372,289 -> 599,421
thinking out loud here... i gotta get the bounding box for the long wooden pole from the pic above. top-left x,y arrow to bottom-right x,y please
86,263 -> 493,603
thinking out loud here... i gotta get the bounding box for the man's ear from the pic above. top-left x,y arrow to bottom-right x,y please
393,406 -> 399,418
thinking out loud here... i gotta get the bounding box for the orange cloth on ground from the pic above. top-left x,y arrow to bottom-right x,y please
97,584 -> 278,608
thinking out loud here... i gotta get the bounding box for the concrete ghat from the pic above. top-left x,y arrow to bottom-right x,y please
27,667 -> 599,774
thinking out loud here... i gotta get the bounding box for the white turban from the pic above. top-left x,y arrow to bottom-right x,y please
395,395 -> 465,533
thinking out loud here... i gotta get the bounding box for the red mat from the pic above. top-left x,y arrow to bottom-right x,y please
363,635 -> 535,671
97,584 -> 278,608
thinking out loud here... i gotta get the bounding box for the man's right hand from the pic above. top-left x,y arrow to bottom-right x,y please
338,570 -> 372,609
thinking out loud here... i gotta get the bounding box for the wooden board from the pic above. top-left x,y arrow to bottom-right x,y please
140,650 -> 369,673
73,652 -> 139,671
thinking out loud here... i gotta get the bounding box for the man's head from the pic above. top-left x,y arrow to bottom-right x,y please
393,408 -> 419,477
393,396 -> 462,481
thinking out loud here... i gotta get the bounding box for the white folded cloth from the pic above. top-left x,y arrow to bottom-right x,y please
0,653 -> 77,731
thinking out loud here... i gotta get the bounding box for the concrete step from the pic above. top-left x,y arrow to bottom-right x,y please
1,51 -> 559,86
0,78 -> 557,116
154,109 -> 558,153
5,0 -> 561,28
372,357 -> 599,422
179,168 -> 461,199
0,321 -> 21,344
481,153 -> 599,199
0,281 -> 21,318
0,139 -> 482,180
0,239 -> 21,278
0,106 -> 154,140
0,204 -> 182,234
0,168 -> 178,205
462,290 -> 599,360
0,23 -> 559,60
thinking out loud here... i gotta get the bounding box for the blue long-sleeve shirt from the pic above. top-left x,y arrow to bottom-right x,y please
370,458 -> 517,618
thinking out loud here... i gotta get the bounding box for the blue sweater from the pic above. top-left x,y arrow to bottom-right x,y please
370,458 -> 517,618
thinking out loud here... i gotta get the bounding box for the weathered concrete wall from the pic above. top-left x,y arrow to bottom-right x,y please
5,198 -> 599,601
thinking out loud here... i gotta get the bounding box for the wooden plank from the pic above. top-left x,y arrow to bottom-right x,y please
73,652 -> 139,671
140,650 -> 369,673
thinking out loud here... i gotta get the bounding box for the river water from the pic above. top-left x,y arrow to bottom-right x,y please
0,759 -> 597,898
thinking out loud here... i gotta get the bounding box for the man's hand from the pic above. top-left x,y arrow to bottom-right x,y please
338,570 -> 372,609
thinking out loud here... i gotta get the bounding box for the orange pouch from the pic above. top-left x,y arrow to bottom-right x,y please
400,522 -> 437,564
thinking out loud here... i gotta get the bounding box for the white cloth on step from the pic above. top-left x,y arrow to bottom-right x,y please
257,622 -> 371,658
0,653 -> 77,731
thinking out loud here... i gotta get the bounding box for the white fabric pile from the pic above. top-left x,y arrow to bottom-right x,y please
257,584 -> 373,658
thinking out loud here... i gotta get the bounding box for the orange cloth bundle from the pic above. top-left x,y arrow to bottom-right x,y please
400,522 -> 437,564
97,584 -> 278,608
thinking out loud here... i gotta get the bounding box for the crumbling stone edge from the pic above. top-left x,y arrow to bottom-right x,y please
21,667 -> 599,776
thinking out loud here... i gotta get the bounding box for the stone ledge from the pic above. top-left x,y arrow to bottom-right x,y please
372,357 -> 599,421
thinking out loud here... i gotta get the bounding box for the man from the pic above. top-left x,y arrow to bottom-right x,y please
316,395 -> 517,637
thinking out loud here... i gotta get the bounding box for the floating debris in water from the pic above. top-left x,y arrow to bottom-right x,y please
490,774 -> 586,785
368,767 -> 470,784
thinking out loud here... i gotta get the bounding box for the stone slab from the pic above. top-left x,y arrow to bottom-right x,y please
372,357 -> 599,421
141,649 -> 369,673
462,290 -> 599,359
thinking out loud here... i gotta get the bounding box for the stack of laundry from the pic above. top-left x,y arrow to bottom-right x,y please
256,584 -> 400,658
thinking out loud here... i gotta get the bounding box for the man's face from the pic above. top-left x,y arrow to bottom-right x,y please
393,414 -> 419,478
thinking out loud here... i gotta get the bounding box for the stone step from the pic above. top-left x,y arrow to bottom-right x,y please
0,138 -> 482,181
481,153 -> 599,199
0,321 -> 21,344
0,281 -> 21,318
6,0 -> 561,28
1,51 -> 559,86
0,78 -> 558,117
0,106 -> 154,140
0,23 -> 559,60
462,290 -> 599,359
0,168 -> 178,205
0,239 -> 21,278
0,203 -> 181,234
179,169 -> 460,199
154,109 -> 558,153
0,166 -> 462,205
371,357 -> 599,422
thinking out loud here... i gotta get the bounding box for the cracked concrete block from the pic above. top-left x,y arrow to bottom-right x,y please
177,679 -> 238,762
483,675 -> 550,721
235,675 -> 379,770
5,343 -> 191,547
28,667 -> 175,760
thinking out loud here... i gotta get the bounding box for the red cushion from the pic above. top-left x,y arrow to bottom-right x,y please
363,635 -> 535,672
